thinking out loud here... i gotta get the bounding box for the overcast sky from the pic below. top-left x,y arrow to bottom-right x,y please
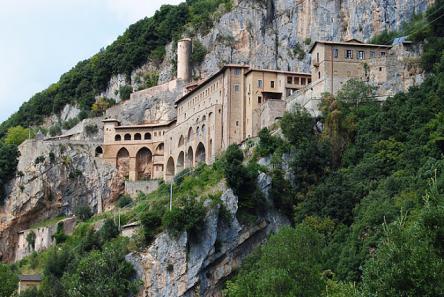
0,0 -> 183,123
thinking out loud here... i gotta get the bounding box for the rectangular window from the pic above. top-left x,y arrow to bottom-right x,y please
287,76 -> 292,84
381,51 -> 386,57
358,51 -> 365,60
234,84 -> 240,92
308,78 -> 312,84
316,52 -> 320,62
234,68 -> 241,75
258,80 -> 263,88
258,96 -> 262,104
333,48 -> 339,58
370,51 -> 376,58
346,49 -> 353,59
270,81 -> 275,88
301,77 -> 306,85
294,77 -> 299,85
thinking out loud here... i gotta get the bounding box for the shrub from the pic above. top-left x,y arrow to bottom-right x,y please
5,125 -> 33,145
62,117 -> 80,130
84,124 -> 98,136
0,263 -> 18,297
48,124 -> 62,137
98,219 -> 119,243
191,40 -> 207,66
163,197 -> 206,239
53,222 -> 67,244
117,195 -> 132,208
26,231 -> 36,250
74,205 -> 93,221
119,85 -> 133,101
140,207 -> 164,244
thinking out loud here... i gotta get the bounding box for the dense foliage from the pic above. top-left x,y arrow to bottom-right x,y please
226,2 -> 444,295
10,219 -> 139,297
0,0 -> 233,137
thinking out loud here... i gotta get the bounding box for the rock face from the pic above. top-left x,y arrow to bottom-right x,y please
127,185 -> 290,297
0,139 -> 123,262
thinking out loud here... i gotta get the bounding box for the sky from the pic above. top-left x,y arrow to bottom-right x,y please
0,0 -> 183,122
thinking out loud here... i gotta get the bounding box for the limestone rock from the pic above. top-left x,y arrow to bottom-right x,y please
131,186 -> 290,297
0,139 -> 123,262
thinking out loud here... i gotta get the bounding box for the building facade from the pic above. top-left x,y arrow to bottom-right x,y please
101,40 -> 311,181
102,38 -> 418,181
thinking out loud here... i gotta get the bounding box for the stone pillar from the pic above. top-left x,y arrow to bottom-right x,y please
129,157 -> 137,181
177,38 -> 192,82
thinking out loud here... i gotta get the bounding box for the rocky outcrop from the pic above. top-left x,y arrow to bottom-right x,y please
0,139 -> 123,262
127,179 -> 290,297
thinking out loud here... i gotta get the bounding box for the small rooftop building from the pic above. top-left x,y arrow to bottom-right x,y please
18,275 -> 42,294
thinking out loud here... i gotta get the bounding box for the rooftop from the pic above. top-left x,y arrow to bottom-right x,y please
309,40 -> 392,53
175,64 -> 249,104
175,65 -> 310,104
19,275 -> 42,282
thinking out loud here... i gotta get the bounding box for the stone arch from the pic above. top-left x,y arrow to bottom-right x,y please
186,146 -> 194,168
95,146 -> 103,157
187,127 -> 193,142
115,135 -> 121,141
166,157 -> 175,179
156,143 -> 164,154
134,133 -> 142,140
124,133 -> 131,141
178,135 -> 184,147
177,151 -> 185,173
195,142 -> 206,164
144,132 -> 152,140
116,148 -> 130,178
136,147 -> 153,180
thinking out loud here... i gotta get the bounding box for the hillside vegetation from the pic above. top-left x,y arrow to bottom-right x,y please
225,1 -> 444,296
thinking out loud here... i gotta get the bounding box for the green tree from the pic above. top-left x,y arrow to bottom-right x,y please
0,263 -> 18,297
62,239 -> 140,297
225,225 -> 325,297
5,125 -> 33,145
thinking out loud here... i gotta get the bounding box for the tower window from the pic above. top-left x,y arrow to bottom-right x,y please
258,96 -> 262,104
346,49 -> 353,59
358,51 -> 365,60
270,81 -> 275,88
258,80 -> 263,88
333,48 -> 339,58
234,84 -> 240,92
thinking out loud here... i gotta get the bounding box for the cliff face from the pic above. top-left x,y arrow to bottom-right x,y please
128,174 -> 290,297
179,0 -> 432,79
0,139 -> 123,262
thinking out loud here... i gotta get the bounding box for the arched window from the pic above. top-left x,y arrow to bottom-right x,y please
202,124 -> 206,135
178,135 -> 184,147
196,127 -> 200,137
144,133 -> 152,140
156,143 -> 164,154
202,115 -> 206,122
187,127 -> 193,142
124,134 -> 131,141
95,146 -> 103,157
208,112 -> 213,121
115,135 -> 121,141
134,133 -> 141,140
